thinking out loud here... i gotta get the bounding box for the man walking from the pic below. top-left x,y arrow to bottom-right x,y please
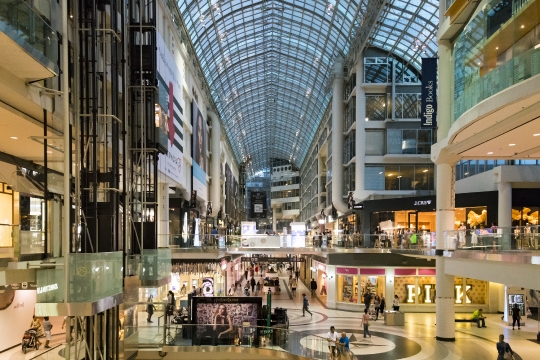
43,316 -> 53,348
250,277 -> 256,293
302,293 -> 313,316
310,278 -> 318,298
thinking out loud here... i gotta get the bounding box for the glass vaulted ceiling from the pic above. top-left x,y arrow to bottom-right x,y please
178,0 -> 438,173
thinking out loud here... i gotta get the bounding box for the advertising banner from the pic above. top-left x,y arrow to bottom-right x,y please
192,101 -> 208,201
156,32 -> 185,187
191,296 -> 261,346
290,222 -> 306,247
250,191 -> 266,218
420,57 -> 437,128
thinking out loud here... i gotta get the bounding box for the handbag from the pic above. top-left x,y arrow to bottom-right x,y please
503,352 -> 514,360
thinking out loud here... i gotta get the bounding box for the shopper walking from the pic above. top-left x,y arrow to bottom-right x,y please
362,309 -> 371,338
496,334 -> 514,360
255,281 -> 261,296
511,304 -> 521,330
295,269 -> 300,281
379,295 -> 386,318
374,295 -> 380,320
310,278 -> 318,298
291,277 -> 297,297
363,291 -> 372,310
302,293 -> 313,316
250,277 -> 256,293
147,295 -> 157,322
43,317 -> 53,348
392,295 -> 400,311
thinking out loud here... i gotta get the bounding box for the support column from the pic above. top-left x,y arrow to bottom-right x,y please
355,58 -> 366,201
498,181 -> 512,249
272,209 -> 277,233
435,162 -> 455,341
157,182 -> 169,247
497,182 -> 512,228
209,111 -> 221,217
331,56 -> 348,213
437,40 -> 453,139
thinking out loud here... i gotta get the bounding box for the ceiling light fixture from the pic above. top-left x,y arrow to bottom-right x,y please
533,133 -> 540,136
326,3 -> 334,15
423,169 -> 428,172
487,151 -> 493,154
10,136 -> 17,139
365,117 -> 369,121
521,25 -> 525,28
509,143 -> 515,146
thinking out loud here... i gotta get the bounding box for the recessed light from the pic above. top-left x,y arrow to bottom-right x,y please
379,172 -> 383,174
534,133 -> 540,136
46,150 -> 53,154
509,144 -> 516,146
388,174 -> 393,176
495,47 -> 499,50
487,152 -> 493,155
10,136 -> 17,139
365,117 -> 369,121
521,25 -> 525,29
423,169 -> 428,172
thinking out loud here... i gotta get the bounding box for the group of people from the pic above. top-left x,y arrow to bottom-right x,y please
325,326 -> 352,360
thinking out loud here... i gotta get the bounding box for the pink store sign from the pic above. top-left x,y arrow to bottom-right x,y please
418,268 -> 436,276
337,267 -> 358,275
360,268 -> 386,275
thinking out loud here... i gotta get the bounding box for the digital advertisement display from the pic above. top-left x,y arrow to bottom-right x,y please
156,31 -> 185,187
290,222 -> 306,247
192,297 -> 261,346
192,101 -> 208,201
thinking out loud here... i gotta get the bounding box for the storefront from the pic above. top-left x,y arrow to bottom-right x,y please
326,265 -> 493,313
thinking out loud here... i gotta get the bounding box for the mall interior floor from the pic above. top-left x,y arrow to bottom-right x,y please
4,274 -> 539,359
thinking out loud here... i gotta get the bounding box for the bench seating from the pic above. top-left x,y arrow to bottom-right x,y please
455,318 -> 476,323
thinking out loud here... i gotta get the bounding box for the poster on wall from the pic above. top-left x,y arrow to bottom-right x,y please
290,222 -> 306,247
225,163 -> 231,217
192,101 -> 208,201
156,31 -> 185,187
202,277 -> 214,297
192,296 -> 261,346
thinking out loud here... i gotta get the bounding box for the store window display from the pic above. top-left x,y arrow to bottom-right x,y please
394,276 -> 416,303
454,277 -> 487,305
337,275 -> 358,303
417,277 -> 436,304
359,276 -> 385,304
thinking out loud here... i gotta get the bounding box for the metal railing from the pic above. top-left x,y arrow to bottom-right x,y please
123,323 -> 355,359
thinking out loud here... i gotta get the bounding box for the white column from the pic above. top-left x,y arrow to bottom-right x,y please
209,111 -> 221,217
497,182 -> 512,228
318,156 -> 323,208
272,210 -> 277,232
435,162 -> 455,341
437,40 -> 453,139
331,56 -> 348,213
157,182 -> 169,247
355,58 -> 366,201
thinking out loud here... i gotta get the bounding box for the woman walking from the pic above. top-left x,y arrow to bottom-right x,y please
379,295 -> 386,319
362,309 -> 371,338
496,334 -> 514,360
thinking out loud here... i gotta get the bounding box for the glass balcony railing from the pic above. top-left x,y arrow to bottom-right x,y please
441,225 -> 540,251
453,0 -> 540,121
126,248 -> 172,281
67,251 -> 123,302
0,0 -> 58,72
122,324 -> 345,360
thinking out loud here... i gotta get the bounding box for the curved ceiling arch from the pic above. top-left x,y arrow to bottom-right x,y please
179,0 -> 439,173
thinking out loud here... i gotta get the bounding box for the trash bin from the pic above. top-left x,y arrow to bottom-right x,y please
384,311 -> 404,326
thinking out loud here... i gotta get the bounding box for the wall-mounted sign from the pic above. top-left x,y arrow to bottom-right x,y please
420,57 -> 437,128
353,203 -> 364,210
241,257 -> 305,263
414,200 -> 432,206
36,283 -> 58,294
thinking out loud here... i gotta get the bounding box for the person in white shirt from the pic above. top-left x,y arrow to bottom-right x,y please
326,326 -> 339,360
393,295 -> 400,311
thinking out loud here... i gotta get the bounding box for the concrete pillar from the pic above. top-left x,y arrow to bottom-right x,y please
435,162 -> 455,341
437,40 -> 453,139
355,58 -> 366,202
318,156 -> 323,207
497,182 -> 512,228
272,210 -> 277,232
331,56 -> 349,213
209,111 -> 221,217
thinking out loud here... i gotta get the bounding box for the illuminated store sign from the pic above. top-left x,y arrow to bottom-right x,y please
37,284 -> 58,294
455,285 -> 472,304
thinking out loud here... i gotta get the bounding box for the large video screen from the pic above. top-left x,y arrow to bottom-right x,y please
192,297 -> 261,346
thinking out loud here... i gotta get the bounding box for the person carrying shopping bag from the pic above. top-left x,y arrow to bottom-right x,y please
496,334 -> 514,360
362,309 -> 371,338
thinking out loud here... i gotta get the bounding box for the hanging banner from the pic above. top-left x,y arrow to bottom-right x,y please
420,58 -> 437,128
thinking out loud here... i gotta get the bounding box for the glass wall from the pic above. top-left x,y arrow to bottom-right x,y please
343,131 -> 355,163
394,93 -> 421,119
365,94 -> 387,121
454,0 -> 540,121
365,165 -> 434,191
387,129 -> 434,154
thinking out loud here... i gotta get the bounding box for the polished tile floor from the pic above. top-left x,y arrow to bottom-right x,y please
4,275 -> 539,359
